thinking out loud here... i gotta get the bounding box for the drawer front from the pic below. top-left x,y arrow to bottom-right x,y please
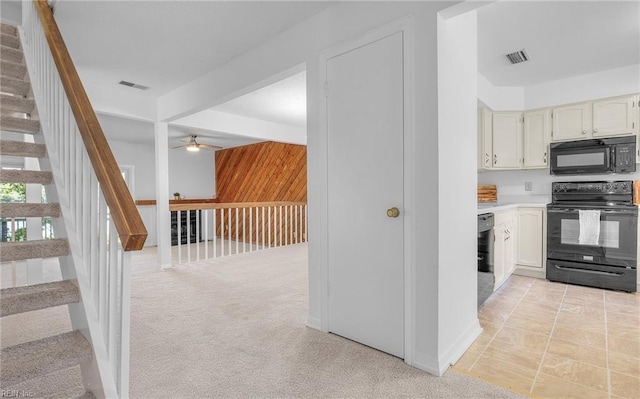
494,210 -> 516,226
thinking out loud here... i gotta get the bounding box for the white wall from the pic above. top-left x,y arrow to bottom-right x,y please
108,140 -> 156,200
108,138 -> 215,247
168,149 -> 215,199
0,0 -> 21,25
479,63 -> 640,203
437,10 -> 482,366
108,139 -> 215,200
479,63 -> 640,112
478,168 -> 640,204
156,0 -> 481,375
478,73 -> 524,111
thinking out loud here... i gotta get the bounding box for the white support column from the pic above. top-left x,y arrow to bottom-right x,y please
154,122 -> 171,268
24,135 -> 43,285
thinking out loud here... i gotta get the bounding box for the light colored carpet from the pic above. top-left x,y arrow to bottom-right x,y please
129,243 -> 525,398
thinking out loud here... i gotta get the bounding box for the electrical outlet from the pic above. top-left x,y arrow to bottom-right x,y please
525,182 -> 533,192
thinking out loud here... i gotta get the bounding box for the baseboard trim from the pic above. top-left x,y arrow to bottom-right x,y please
411,318 -> 483,376
441,318 -> 483,368
306,316 -> 321,331
513,266 -> 545,279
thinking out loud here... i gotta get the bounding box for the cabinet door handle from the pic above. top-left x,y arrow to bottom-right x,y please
494,154 -> 497,165
485,152 -> 489,164
593,128 -> 598,133
582,130 -> 587,135
543,152 -> 547,163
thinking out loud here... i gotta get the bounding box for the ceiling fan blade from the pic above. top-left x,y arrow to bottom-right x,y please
198,143 -> 223,149
171,144 -> 186,149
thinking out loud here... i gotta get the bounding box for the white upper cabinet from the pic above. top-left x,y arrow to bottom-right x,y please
552,102 -> 592,141
478,108 -> 493,170
492,112 -> 522,169
523,109 -> 551,168
592,95 -> 637,137
551,95 -> 639,142
479,94 -> 639,170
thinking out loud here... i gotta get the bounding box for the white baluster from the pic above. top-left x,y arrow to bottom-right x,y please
228,207 -> 232,254
177,211 -> 181,264
242,207 -> 246,254
108,217 -> 118,359
235,207 -> 239,254
276,205 -> 283,246
186,210 -> 191,263
213,209 -> 217,258
196,210 -> 200,261
261,207 -> 265,250
99,193 -> 108,340
204,210 -> 208,260
268,206 -> 271,248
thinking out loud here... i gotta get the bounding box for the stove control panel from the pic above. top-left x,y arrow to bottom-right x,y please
552,181 -> 632,194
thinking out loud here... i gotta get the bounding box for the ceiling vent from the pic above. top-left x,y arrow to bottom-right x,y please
505,49 -> 530,65
118,80 -> 149,90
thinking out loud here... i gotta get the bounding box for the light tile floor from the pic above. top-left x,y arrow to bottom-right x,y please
453,275 -> 640,399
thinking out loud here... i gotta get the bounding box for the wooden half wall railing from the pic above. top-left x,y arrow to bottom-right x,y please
33,0 -> 147,250
168,201 -> 308,264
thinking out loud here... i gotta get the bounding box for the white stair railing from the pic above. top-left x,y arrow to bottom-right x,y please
20,1 -> 146,397
171,201 -> 307,265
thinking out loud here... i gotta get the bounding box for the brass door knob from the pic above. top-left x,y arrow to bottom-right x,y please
387,207 -> 400,218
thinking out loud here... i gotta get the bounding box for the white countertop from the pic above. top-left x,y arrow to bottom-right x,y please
477,202 -> 547,215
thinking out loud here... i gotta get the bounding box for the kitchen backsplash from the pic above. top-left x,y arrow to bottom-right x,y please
477,169 -> 640,204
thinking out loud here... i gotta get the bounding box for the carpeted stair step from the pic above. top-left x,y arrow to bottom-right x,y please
0,140 -> 47,158
1,59 -> 26,79
0,202 -> 59,218
0,331 -> 93,388
74,391 -> 96,399
0,169 -> 51,184
1,93 -> 35,114
1,76 -> 31,96
1,24 -> 18,37
0,239 -> 69,262
0,115 -> 41,133
1,44 -> 23,64
1,280 -> 79,317
0,32 -> 20,50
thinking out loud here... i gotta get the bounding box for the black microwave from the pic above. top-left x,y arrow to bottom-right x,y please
549,136 -> 636,175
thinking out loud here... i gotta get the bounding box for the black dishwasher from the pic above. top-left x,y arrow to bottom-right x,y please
478,213 -> 494,307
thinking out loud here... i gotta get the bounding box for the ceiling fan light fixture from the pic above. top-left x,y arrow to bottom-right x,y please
186,143 -> 200,152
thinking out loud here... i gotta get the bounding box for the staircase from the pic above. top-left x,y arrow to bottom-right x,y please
0,23 -> 96,398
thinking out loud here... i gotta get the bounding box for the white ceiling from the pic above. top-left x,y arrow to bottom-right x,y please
38,1 -> 640,144
54,1 -> 331,97
211,71 -> 307,128
96,114 -> 260,149
478,1 -> 640,87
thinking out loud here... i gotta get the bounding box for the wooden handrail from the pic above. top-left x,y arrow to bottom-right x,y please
169,201 -> 307,212
34,0 -> 147,251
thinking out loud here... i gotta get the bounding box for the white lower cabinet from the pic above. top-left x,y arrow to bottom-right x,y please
493,210 -> 516,290
515,208 -> 546,278
492,207 -> 546,290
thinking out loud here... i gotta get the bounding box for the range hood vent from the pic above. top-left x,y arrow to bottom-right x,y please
118,80 -> 149,90
505,49 -> 529,65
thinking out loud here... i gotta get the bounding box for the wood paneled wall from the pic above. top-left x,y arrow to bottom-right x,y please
215,141 -> 307,203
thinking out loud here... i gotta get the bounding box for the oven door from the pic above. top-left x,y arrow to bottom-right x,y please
547,206 -> 638,267
550,145 -> 611,175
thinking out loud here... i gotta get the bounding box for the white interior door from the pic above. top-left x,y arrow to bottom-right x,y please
326,31 -> 404,358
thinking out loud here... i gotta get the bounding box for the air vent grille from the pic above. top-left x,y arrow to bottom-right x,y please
118,80 -> 149,90
505,49 -> 529,65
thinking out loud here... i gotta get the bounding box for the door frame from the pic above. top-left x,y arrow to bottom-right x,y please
317,17 -> 415,365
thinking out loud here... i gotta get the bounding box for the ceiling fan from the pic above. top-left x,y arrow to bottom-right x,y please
172,135 -> 222,152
